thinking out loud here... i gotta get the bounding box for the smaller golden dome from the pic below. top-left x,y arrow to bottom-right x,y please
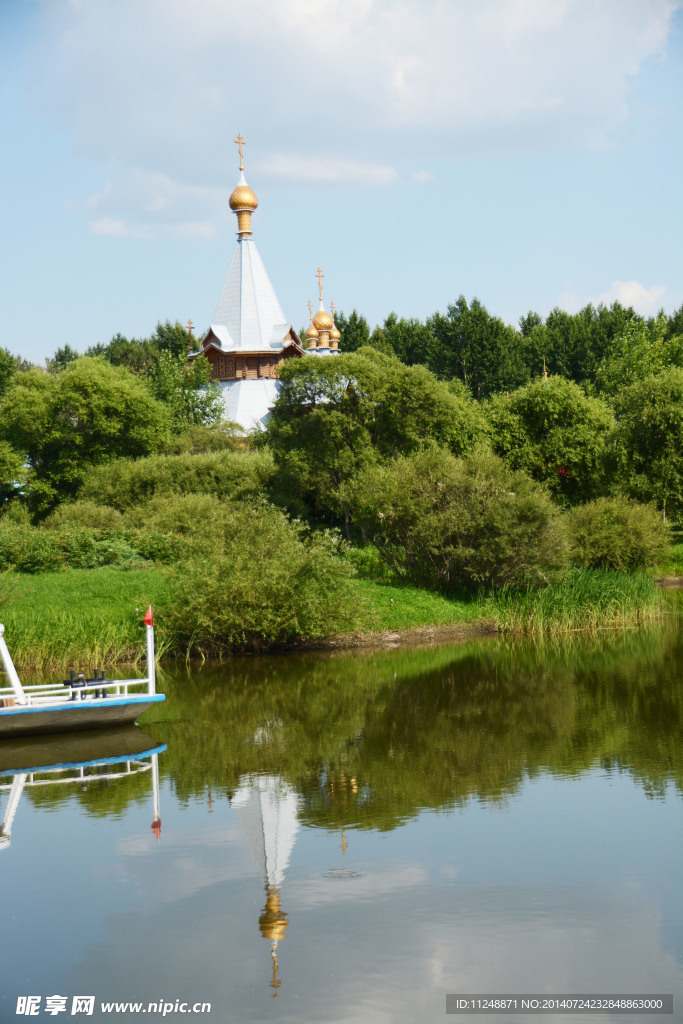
305,323 -> 319,340
330,323 -> 341,341
313,309 -> 333,330
229,182 -> 258,211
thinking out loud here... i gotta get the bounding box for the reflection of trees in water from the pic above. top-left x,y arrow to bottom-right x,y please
21,619 -> 683,824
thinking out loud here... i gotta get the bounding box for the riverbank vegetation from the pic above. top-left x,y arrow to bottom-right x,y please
1,301 -> 682,664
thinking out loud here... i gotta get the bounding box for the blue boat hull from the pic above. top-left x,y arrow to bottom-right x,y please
0,694 -> 165,737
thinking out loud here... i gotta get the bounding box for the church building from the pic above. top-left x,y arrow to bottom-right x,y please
188,135 -> 340,431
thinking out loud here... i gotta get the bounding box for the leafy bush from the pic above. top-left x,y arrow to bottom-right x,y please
79,449 -> 275,510
343,446 -> 568,594
44,500 -> 125,531
166,421 -> 241,454
566,497 -> 670,571
161,500 -> 357,653
124,493 -> 225,536
0,524 -> 64,573
0,521 -> 142,573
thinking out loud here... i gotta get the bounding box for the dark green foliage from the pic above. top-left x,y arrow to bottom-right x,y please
486,375 -> 614,502
428,296 -> 529,398
370,312 -> 432,364
162,500 -> 357,654
0,358 -> 171,516
0,347 -> 18,397
612,368 -> 683,520
79,448 -> 275,510
566,497 -> 670,571
0,441 -> 23,506
663,304 -> 683,340
343,447 -> 567,594
332,309 -> 371,352
528,302 -> 642,384
47,344 -> 80,373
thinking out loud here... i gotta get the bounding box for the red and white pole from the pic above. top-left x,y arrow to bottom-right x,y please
143,606 -> 156,695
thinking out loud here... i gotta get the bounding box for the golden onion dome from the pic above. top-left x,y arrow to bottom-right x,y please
229,173 -> 258,211
329,322 -> 341,341
305,322 -> 319,341
313,308 -> 333,330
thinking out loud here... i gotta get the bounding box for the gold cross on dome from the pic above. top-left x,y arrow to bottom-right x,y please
307,299 -> 313,321
330,301 -> 335,318
234,133 -> 245,171
316,267 -> 324,302
186,319 -> 194,338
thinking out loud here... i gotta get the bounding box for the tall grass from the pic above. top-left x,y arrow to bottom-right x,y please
491,568 -> 664,636
0,567 -> 170,671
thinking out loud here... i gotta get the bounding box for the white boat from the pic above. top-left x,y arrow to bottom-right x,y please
0,607 -> 165,737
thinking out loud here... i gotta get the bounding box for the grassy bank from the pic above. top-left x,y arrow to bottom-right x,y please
0,567 -> 169,671
490,568 -> 665,636
0,563 -> 671,672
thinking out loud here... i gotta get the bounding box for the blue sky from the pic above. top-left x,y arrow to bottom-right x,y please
1,0 -> 682,365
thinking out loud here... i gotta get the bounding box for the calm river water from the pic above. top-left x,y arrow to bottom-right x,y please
1,619 -> 682,1024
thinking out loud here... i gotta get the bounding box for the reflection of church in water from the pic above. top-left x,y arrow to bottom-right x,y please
188,134 -> 341,431
228,768 -> 357,996
230,774 -> 300,996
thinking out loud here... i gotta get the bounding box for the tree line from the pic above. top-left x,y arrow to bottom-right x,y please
0,299 -> 681,643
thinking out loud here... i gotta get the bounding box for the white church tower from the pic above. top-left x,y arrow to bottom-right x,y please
187,134 -> 304,431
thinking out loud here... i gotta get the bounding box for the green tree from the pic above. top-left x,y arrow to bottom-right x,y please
46,344 -> 81,373
373,312 -> 433,365
428,296 -> 529,397
486,375 -> 615,503
342,447 -> 567,594
0,358 -> 171,516
0,347 -> 16,398
612,368 -> 683,521
664,304 -> 683,340
595,318 -> 683,396
0,440 -> 23,506
266,347 -> 487,530
147,351 -> 221,429
149,319 -> 194,357
540,302 -> 642,383
87,332 -> 156,373
332,309 -> 371,352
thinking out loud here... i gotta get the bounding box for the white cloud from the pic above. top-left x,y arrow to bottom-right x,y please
84,169 -> 223,239
263,155 -> 398,184
558,279 -> 668,315
593,279 -> 668,314
23,0 -> 680,230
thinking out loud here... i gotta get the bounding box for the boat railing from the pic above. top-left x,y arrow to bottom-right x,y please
0,677 -> 152,706
0,610 -> 157,707
0,758 -> 154,791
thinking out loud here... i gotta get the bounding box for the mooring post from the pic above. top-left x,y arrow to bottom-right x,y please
143,607 -> 156,695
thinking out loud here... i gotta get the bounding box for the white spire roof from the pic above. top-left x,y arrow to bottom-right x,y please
232,774 -> 300,890
208,237 -> 293,353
